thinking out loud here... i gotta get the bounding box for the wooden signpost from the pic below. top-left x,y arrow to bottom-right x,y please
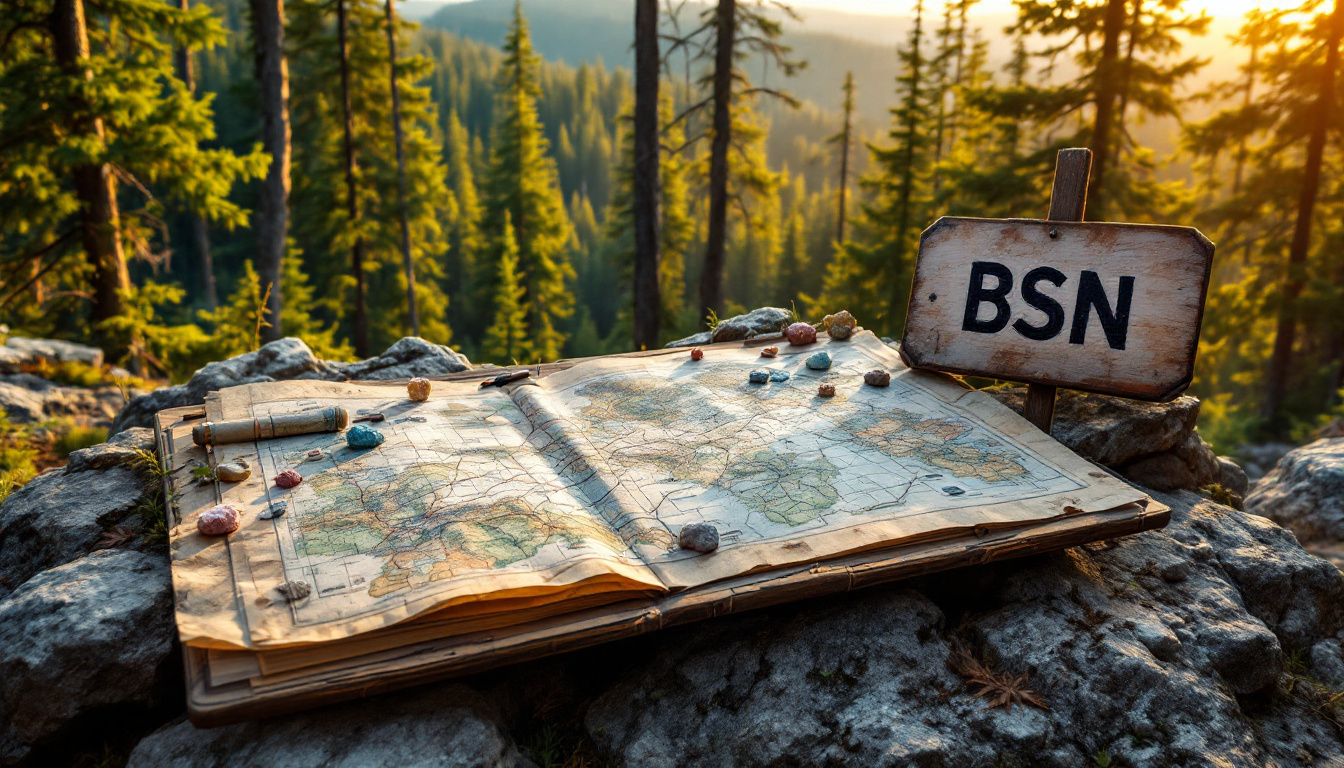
900,149 -> 1216,432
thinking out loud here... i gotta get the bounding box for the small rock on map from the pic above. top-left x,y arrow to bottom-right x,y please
197,505 -> 240,536
678,523 -> 720,553
786,322 -> 817,346
690,347 -> 704,361
760,346 -> 779,358
864,369 -> 891,387
276,580 -> 312,602
215,460 -> 251,483
407,377 -> 432,402
275,469 -> 304,488
806,352 -> 832,371
769,370 -> 791,383
818,384 -> 836,398
749,370 -> 770,385
259,501 -> 288,520
347,424 -> 386,449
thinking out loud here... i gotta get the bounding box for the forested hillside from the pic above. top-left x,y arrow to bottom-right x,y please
2,0 -> 1342,462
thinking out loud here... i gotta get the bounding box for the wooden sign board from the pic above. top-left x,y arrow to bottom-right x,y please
900,217 -> 1215,402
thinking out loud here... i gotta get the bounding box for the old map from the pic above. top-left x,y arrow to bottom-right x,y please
190,332 -> 1147,647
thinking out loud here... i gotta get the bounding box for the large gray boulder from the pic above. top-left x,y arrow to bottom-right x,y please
665,307 -> 794,348
64,426 -> 155,474
0,465 -> 146,596
0,372 -> 131,426
127,684 -> 527,768
112,337 -> 473,434
0,337 -> 104,372
583,491 -> 1344,767
0,549 -> 177,767
334,337 -> 472,381
1246,438 -> 1344,570
989,388 -> 1225,495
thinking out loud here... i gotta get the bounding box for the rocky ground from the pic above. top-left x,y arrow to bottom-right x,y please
1,312 -> 1343,767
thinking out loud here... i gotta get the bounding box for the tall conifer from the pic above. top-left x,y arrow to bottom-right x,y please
479,2 -> 574,362
483,213 -> 531,363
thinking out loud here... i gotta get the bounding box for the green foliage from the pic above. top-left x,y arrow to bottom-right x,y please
0,409 -> 39,504
482,212 -> 531,363
100,281 -> 211,381
54,426 -> 108,458
287,0 -> 454,351
0,0 -> 266,339
478,3 -> 575,362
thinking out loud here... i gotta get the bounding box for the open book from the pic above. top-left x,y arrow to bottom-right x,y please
163,332 -> 1157,715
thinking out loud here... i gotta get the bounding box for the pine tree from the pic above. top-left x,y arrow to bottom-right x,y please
444,110 -> 483,348
252,0 -> 290,340
632,0 -> 661,350
1009,0 -> 1209,219
483,213 -> 531,363
816,0 -> 932,336
479,2 -> 574,362
827,71 -> 856,244
0,0 -> 265,349
287,0 -> 455,353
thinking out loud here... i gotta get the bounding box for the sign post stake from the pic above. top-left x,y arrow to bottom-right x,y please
1022,148 -> 1094,434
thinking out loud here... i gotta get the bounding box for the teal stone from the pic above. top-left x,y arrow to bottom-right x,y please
748,370 -> 770,384
769,370 -> 790,382
805,352 -> 832,371
346,424 -> 386,449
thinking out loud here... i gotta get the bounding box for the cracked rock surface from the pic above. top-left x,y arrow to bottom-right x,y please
1247,438 -> 1344,571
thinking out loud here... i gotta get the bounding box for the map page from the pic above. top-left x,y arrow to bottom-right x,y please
519,332 -> 1146,588
181,332 -> 1147,649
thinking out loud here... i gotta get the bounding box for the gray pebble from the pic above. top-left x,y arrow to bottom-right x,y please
678,523 -> 720,553
749,370 -> 770,385
769,370 -> 791,383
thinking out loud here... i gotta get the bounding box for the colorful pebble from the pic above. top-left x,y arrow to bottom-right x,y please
805,352 -> 832,371
748,370 -> 770,384
197,504 -> 241,536
864,369 -> 892,387
691,347 -> 704,361
785,322 -> 818,346
760,346 -> 779,358
769,370 -> 790,382
407,377 -> 432,402
346,424 -> 386,449
818,384 -> 836,397
275,469 -> 304,488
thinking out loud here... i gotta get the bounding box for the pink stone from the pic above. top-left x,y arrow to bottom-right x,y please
407,377 -> 431,402
275,469 -> 303,488
785,322 -> 817,346
690,347 -> 704,361
197,504 -> 240,536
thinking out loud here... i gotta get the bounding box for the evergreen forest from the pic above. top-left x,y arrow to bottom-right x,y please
3,0 -> 1344,457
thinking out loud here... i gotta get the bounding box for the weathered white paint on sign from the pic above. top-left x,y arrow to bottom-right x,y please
900,217 -> 1215,402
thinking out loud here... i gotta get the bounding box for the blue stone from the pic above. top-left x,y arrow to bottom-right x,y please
769,370 -> 790,383
748,370 -> 770,384
805,352 -> 832,371
346,424 -> 386,449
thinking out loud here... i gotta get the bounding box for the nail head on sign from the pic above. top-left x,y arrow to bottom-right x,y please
1049,227 -> 1059,239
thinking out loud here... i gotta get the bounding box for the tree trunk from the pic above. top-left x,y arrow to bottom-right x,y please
1086,0 -> 1128,219
52,0 -> 130,348
888,5 -> 924,336
174,0 -> 218,310
836,71 -> 854,244
1263,0 -> 1344,429
632,0 -> 661,350
384,0 -> 418,337
698,0 -> 735,326
1233,39 -> 1257,266
1113,0 -> 1142,164
251,0 -> 290,339
337,0 -> 370,356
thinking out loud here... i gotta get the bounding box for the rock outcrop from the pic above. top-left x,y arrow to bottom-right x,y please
127,684 -> 527,768
0,372 -> 133,427
1246,438 -> 1344,571
0,337 -> 104,373
665,307 -> 794,348
582,491 -> 1343,767
111,337 -> 472,434
0,464 -> 146,596
989,388 -> 1237,498
0,549 -> 177,767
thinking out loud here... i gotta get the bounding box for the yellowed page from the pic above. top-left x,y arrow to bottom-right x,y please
520,332 -> 1149,589
192,379 -> 663,649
